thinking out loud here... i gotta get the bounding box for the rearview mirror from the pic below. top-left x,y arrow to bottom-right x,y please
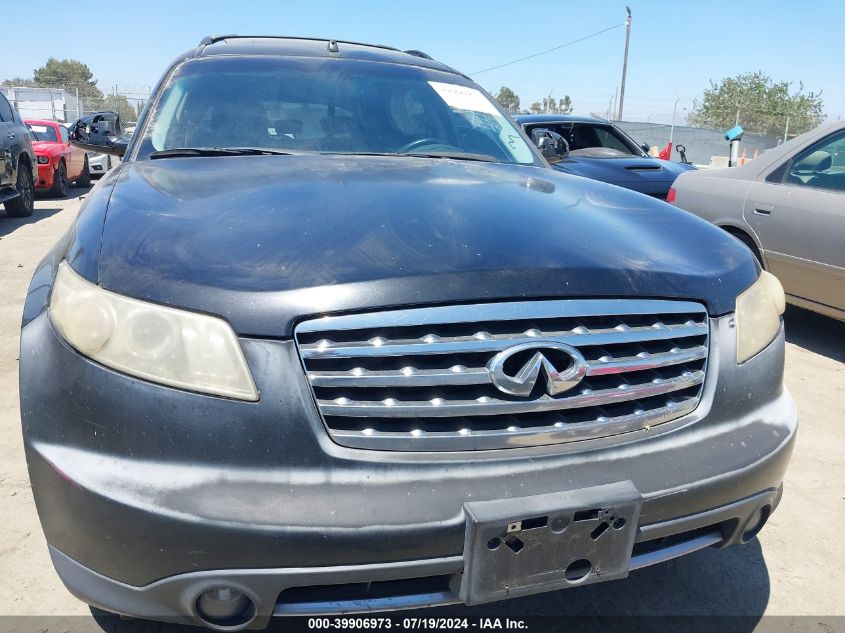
69,111 -> 128,157
530,128 -> 569,163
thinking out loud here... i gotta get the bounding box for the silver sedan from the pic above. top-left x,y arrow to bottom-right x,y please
670,121 -> 844,321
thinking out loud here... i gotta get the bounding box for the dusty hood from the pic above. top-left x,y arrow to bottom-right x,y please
91,154 -> 757,336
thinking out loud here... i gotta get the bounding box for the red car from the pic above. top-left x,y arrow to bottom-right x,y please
25,119 -> 91,196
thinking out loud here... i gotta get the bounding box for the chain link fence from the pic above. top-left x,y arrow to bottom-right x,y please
615,121 -> 780,166
0,81 -> 150,129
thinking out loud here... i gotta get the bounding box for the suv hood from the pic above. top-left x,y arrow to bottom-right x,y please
93,155 -> 755,336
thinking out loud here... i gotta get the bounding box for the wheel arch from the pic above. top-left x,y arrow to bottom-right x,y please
17,150 -> 33,172
718,222 -> 765,268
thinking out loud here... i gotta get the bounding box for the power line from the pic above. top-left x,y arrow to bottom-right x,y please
470,23 -> 626,76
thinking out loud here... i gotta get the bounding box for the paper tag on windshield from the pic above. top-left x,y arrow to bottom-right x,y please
30,125 -> 48,133
428,81 -> 499,116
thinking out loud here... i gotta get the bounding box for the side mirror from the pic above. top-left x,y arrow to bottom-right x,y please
640,143 -> 651,154
69,111 -> 128,157
530,128 -> 569,163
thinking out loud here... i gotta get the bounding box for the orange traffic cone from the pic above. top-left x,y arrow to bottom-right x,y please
740,149 -> 747,165
753,148 -> 759,159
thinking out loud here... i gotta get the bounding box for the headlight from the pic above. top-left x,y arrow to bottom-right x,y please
37,156 -> 49,164
50,261 -> 258,401
735,270 -> 786,363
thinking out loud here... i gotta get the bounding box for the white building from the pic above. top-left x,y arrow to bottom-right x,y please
0,86 -> 82,123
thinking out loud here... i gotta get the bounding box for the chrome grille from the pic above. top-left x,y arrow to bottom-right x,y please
295,300 -> 709,451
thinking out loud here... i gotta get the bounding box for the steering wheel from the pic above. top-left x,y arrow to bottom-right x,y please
398,137 -> 460,153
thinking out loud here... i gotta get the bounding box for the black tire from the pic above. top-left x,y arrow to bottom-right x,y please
76,156 -> 92,187
49,161 -> 69,198
4,163 -> 35,218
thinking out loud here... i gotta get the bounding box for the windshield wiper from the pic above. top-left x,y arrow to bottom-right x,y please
321,151 -> 496,163
149,147 -> 298,159
403,151 -> 495,163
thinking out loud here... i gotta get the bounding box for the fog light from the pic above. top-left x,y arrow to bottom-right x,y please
196,587 -> 252,622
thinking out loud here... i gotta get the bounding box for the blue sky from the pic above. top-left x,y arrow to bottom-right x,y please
5,0 -> 843,124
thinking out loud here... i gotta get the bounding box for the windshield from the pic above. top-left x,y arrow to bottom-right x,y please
28,124 -> 59,142
136,56 -> 537,164
524,122 -> 643,158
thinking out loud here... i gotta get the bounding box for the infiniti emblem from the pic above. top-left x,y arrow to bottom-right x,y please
487,341 -> 587,398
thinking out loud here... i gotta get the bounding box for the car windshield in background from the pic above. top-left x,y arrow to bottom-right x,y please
136,56 -> 536,164
28,124 -> 58,142
527,122 -> 642,158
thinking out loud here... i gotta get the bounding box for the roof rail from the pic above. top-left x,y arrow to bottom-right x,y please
404,49 -> 434,60
197,35 -> 399,52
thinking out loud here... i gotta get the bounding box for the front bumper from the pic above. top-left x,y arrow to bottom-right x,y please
48,486 -> 781,628
20,311 -> 796,627
35,163 -> 55,189
87,153 -> 110,176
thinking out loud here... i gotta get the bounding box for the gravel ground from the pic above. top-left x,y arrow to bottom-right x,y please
1,190 -> 843,629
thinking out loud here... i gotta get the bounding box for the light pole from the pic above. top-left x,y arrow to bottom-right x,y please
617,6 -> 632,121
669,98 -> 684,144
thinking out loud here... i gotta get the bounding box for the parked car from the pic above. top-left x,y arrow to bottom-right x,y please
85,150 -> 114,178
22,36 -> 796,629
514,114 -> 694,200
670,121 -> 845,322
25,119 -> 91,195
0,91 -> 37,217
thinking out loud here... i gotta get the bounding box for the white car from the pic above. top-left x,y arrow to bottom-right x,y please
87,151 -> 115,178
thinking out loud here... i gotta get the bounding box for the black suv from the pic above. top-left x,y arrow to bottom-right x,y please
21,37 -> 795,629
0,91 -> 37,217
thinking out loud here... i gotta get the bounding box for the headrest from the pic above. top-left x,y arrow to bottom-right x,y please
794,150 -> 832,172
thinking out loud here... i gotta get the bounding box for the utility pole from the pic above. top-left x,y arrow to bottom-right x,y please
617,6 -> 632,121
670,98 -> 680,144
783,115 -> 790,143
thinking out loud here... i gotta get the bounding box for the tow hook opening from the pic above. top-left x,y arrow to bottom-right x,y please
741,505 -> 772,543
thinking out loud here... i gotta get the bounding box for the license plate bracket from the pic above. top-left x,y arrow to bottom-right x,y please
459,481 -> 641,605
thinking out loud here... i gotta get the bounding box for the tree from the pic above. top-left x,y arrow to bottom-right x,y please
33,58 -> 104,110
540,95 -> 574,115
529,101 -> 543,114
1,77 -> 38,88
688,71 -> 824,137
495,86 -> 520,113
2,58 -> 107,115
558,95 -> 573,114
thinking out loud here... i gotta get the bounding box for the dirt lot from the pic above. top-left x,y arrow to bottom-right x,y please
1,191 -> 843,628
